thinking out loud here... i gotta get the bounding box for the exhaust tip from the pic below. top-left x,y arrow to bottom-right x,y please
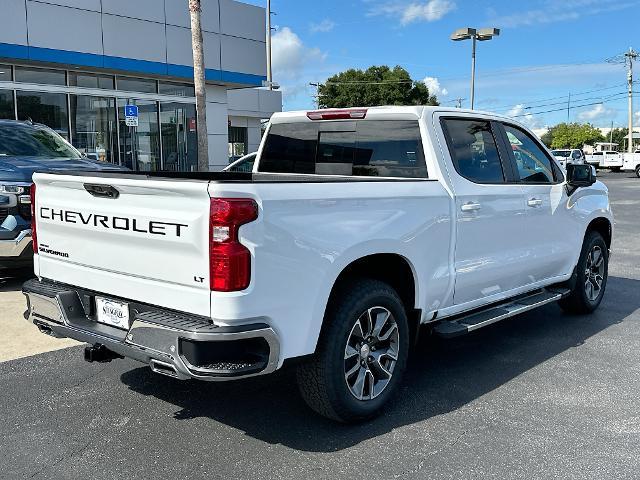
150,359 -> 179,378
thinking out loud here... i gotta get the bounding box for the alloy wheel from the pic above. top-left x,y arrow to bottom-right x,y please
584,245 -> 605,302
344,306 -> 399,401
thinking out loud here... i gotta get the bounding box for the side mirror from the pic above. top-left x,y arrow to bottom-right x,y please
566,164 -> 596,190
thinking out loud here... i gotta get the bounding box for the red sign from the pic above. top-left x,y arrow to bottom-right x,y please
189,118 -> 196,132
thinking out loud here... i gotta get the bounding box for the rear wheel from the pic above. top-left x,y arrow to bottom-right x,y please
635,165 -> 640,178
296,279 -> 409,422
559,231 -> 609,314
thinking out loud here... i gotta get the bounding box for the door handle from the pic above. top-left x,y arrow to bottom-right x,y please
527,198 -> 543,207
461,202 -> 482,212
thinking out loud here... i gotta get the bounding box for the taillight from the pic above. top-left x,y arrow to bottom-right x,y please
209,198 -> 258,292
306,108 -> 368,120
30,183 -> 37,254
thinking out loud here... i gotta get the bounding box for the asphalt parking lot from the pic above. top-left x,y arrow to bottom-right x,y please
1,171 -> 639,480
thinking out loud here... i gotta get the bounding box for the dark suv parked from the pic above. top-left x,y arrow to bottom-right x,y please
0,120 -> 126,272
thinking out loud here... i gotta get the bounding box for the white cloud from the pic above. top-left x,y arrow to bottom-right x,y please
272,27 -> 326,80
577,103 -> 617,122
506,104 -> 543,129
489,0 -> 640,28
271,27 -> 329,110
310,19 -> 336,33
423,76 -> 448,97
368,0 -> 456,26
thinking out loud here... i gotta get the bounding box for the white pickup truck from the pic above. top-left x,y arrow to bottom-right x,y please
585,151 -> 623,171
23,107 -> 613,422
622,152 -> 640,177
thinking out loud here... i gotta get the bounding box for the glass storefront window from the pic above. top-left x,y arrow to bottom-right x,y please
69,72 -> 115,90
118,99 -> 160,171
16,91 -> 69,139
70,95 -> 117,164
228,126 -> 248,163
0,65 -> 12,82
15,66 -> 66,86
158,82 -> 195,98
0,90 -> 15,120
117,77 -> 157,94
160,102 -> 198,172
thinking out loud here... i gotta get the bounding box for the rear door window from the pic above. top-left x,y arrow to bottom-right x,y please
259,120 -> 428,178
441,119 -> 505,184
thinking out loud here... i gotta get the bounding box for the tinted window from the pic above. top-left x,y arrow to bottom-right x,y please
0,64 -> 12,82
0,124 -> 81,158
259,120 -> 427,178
442,119 -> 504,183
504,125 -> 554,184
16,91 -> 69,139
15,67 -> 66,86
0,90 -> 14,120
69,72 -> 115,90
117,77 -> 157,94
158,81 -> 195,97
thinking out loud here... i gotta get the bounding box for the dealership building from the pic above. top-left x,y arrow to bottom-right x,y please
0,0 -> 282,171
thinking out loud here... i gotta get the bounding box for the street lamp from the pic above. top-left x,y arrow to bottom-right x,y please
451,27 -> 500,110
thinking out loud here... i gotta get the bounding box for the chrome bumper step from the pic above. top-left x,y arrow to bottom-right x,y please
433,288 -> 571,338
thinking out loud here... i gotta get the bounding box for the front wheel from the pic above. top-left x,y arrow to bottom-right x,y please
296,279 -> 409,422
635,165 -> 640,178
559,231 -> 609,314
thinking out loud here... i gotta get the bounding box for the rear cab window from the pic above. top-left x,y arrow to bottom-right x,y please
258,120 -> 428,178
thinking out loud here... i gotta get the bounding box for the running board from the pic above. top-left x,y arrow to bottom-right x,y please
433,288 -> 571,338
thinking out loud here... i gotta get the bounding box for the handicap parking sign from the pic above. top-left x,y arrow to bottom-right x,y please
125,104 -> 139,127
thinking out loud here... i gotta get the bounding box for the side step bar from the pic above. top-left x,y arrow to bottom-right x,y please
433,288 -> 571,338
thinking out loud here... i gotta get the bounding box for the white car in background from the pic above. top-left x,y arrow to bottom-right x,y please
551,149 -> 585,170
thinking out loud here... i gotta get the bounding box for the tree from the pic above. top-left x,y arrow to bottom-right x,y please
547,123 -> 604,149
189,0 -> 209,171
609,127 -> 629,149
318,66 -> 439,109
540,129 -> 554,148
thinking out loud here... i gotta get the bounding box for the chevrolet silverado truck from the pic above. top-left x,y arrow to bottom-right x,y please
23,107 -> 613,422
0,120 -> 125,272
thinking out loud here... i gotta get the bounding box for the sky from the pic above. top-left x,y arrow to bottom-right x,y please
243,0 -> 639,130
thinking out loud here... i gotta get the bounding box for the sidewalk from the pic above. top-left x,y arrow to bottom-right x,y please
0,276 -> 79,363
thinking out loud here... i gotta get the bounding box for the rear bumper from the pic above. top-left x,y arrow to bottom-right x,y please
22,279 -> 280,381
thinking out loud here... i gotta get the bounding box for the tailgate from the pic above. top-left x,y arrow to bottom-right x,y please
33,173 -> 212,316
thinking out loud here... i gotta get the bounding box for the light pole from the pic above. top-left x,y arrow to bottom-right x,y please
451,27 -> 500,110
266,0 -> 273,90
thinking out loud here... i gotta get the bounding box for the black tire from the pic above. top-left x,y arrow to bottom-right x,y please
296,278 -> 410,423
559,231 -> 609,314
611,167 -> 622,173
635,165 -> 640,178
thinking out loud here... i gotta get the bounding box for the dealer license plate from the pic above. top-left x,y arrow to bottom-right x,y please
95,297 -> 130,330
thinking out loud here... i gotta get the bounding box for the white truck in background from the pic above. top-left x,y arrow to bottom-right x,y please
23,106 -> 613,422
622,152 -> 640,177
585,151 -> 623,171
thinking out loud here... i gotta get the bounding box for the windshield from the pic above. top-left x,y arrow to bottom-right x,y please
551,150 -> 571,157
0,123 -> 82,159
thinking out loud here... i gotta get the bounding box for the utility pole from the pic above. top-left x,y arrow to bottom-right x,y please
455,97 -> 464,109
189,0 -> 209,171
610,120 -> 614,146
266,0 -> 273,90
310,82 -> 321,109
625,48 -> 638,153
